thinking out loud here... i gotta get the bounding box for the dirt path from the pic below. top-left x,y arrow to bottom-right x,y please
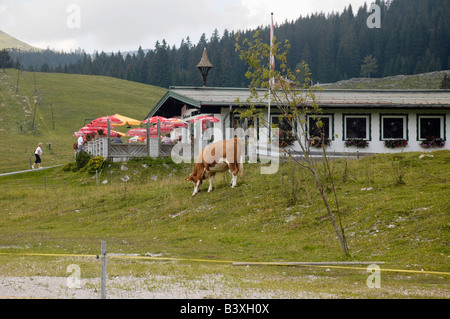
0,165 -> 63,177
0,275 -> 332,299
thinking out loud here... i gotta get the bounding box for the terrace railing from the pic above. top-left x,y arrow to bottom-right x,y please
85,137 -> 177,162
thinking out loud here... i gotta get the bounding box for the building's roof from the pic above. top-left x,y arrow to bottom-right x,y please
146,87 -> 450,118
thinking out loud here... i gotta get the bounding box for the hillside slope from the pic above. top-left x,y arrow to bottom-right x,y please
0,30 -> 41,51
0,69 -> 166,173
0,151 -> 449,298
321,70 -> 450,89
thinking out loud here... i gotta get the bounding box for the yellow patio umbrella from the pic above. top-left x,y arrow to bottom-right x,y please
91,114 -> 141,127
110,114 -> 141,126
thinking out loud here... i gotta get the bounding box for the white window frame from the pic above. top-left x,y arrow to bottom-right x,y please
417,115 -> 445,141
306,114 -> 334,140
343,114 -> 371,140
380,114 -> 408,140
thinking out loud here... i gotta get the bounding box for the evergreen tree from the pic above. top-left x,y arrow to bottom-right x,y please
0,49 -> 13,69
20,0 -> 450,87
360,55 -> 378,78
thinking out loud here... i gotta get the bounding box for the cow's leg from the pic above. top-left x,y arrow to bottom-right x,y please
208,174 -> 215,192
229,164 -> 239,188
231,174 -> 238,188
192,180 -> 202,197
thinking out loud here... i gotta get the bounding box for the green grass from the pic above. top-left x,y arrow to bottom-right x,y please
323,70 -> 450,89
0,69 -> 166,173
0,151 -> 449,298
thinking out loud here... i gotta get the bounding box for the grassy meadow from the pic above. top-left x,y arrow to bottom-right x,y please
0,151 -> 449,298
0,69 -> 449,298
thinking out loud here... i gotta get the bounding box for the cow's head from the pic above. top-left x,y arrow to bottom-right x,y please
184,173 -> 201,184
185,165 -> 207,196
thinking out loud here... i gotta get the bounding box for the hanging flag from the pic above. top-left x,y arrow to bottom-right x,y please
269,12 -> 275,86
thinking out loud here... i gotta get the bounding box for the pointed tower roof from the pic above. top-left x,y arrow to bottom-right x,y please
197,48 -> 213,86
197,48 -> 213,68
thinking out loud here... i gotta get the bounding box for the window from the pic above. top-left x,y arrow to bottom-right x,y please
344,115 -> 371,140
233,114 -> 258,139
308,115 -> 333,139
381,115 -> 407,140
418,115 -> 445,140
272,115 -> 292,132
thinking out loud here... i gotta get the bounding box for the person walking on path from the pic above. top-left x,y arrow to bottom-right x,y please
31,142 -> 43,169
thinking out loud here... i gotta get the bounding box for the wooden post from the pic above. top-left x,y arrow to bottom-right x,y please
101,241 -> 107,299
107,118 -> 111,139
107,119 -> 111,161
32,103 -> 37,129
50,103 -> 55,130
96,170 -> 98,186
146,120 -> 151,157
33,71 -> 37,93
157,120 -> 161,157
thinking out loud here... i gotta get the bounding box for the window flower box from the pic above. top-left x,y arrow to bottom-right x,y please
344,138 -> 369,148
308,136 -> 331,148
279,131 -> 296,147
384,139 -> 408,148
420,137 -> 445,148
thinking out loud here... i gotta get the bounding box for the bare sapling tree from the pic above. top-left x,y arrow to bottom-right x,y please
236,31 -> 349,255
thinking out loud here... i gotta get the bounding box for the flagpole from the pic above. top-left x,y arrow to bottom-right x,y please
268,12 -> 274,138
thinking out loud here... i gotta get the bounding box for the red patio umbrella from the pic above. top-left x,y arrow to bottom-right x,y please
75,127 -> 104,140
142,116 -> 168,124
152,125 -> 174,134
189,115 -> 220,123
189,115 -> 220,130
75,127 -> 125,139
79,125 -> 107,133
164,118 -> 189,128
90,115 -> 124,127
126,128 -> 148,138
127,125 -> 174,138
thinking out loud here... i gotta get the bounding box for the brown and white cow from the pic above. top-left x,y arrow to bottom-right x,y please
185,138 -> 244,196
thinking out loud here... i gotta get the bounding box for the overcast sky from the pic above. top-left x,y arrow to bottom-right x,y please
0,0 -> 370,53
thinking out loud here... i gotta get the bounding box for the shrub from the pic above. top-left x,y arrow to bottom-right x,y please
75,151 -> 91,170
86,156 -> 106,174
63,162 -> 78,172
